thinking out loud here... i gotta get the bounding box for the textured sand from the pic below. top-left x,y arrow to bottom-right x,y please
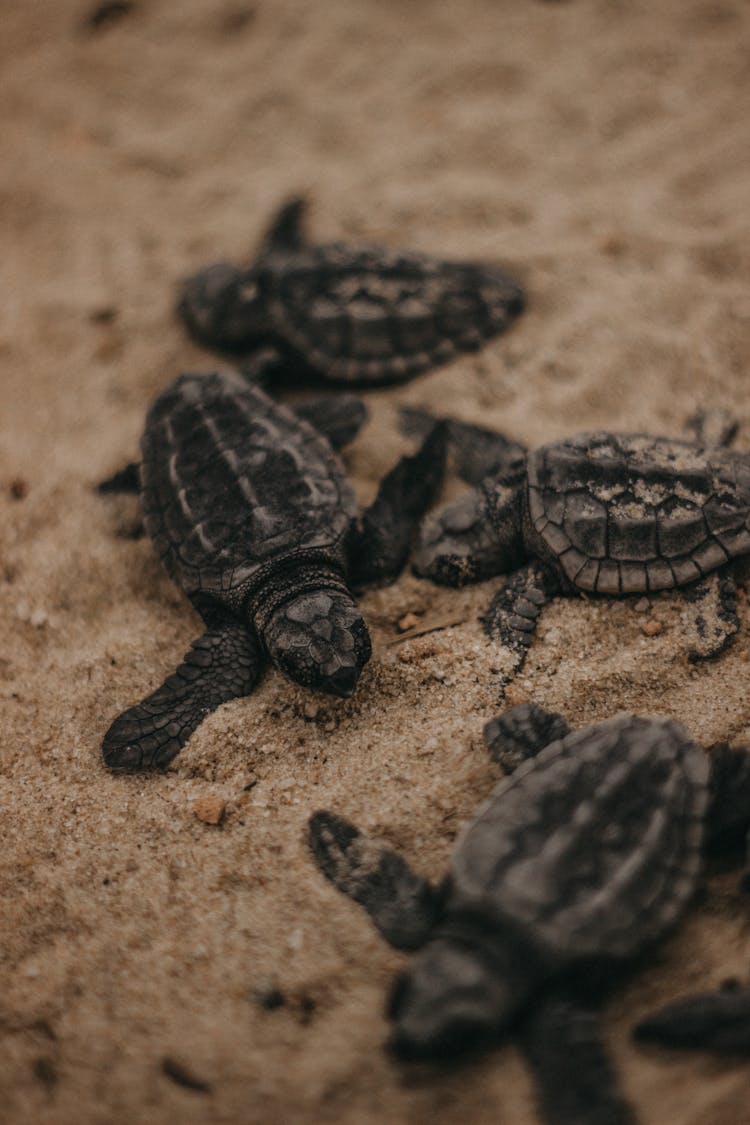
2,1 -> 750,1122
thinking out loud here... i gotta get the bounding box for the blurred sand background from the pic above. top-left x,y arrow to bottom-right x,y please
2,1 -> 750,1122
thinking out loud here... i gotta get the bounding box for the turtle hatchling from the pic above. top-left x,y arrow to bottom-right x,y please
177,197 -> 525,385
100,369 -> 445,770
309,704 -> 708,1125
412,413 -> 747,684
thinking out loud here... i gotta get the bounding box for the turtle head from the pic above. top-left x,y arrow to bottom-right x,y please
177,263 -> 269,351
413,482 -> 525,587
262,589 -> 372,698
387,938 -> 516,1062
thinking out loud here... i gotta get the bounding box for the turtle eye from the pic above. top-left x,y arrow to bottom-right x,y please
386,970 -> 411,1019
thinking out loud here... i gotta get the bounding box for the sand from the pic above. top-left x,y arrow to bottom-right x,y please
2,1 -> 750,1122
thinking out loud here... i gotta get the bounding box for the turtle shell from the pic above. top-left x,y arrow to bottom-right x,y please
140,372 -> 356,605
448,715 -> 708,963
525,432 -> 750,594
260,242 -> 524,384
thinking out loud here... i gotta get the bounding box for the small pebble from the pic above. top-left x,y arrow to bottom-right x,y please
33,1057 -> 57,1087
161,1057 -> 211,1093
30,609 -> 48,629
254,985 -> 285,1011
740,650 -> 749,662
9,477 -> 28,501
634,597 -> 650,613
193,796 -> 225,825
302,701 -> 319,720
641,619 -> 663,637
397,611 -> 421,632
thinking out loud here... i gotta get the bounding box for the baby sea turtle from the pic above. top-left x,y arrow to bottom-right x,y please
309,705 -> 709,1125
101,369 -> 445,770
412,413 -> 746,684
177,198 -> 525,385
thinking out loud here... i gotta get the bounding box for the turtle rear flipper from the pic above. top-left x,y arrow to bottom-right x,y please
683,571 -> 739,662
102,622 -> 262,771
521,992 -> 637,1125
348,423 -> 447,588
294,394 -> 368,451
308,811 -> 441,951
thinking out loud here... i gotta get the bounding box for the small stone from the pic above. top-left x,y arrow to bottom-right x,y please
634,598 -> 650,613
303,701 -> 320,720
504,684 -> 531,706
740,650 -> 749,662
254,985 -> 285,1011
9,477 -> 28,501
398,612 -> 421,632
161,1057 -> 211,1094
398,649 -> 413,664
29,609 -> 48,629
278,776 -> 295,790
599,233 -> 626,257
641,619 -> 663,637
193,796 -> 225,825
89,305 -> 118,325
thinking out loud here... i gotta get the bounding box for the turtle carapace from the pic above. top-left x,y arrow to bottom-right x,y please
178,198 -> 525,386
412,419 -> 747,685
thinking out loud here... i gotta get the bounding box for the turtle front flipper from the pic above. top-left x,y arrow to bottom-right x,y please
521,992 -> 637,1125
308,811 -> 441,951
484,703 -> 572,773
399,406 -> 527,487
634,982 -> 750,1052
293,395 -> 368,451
481,562 -> 558,691
413,480 -> 526,587
348,423 -> 448,588
682,571 -> 739,662
102,621 -> 262,771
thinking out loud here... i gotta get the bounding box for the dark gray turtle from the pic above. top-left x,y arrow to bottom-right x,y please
101,369 -> 445,770
177,198 -> 525,386
309,705 -> 709,1125
413,416 -> 747,685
